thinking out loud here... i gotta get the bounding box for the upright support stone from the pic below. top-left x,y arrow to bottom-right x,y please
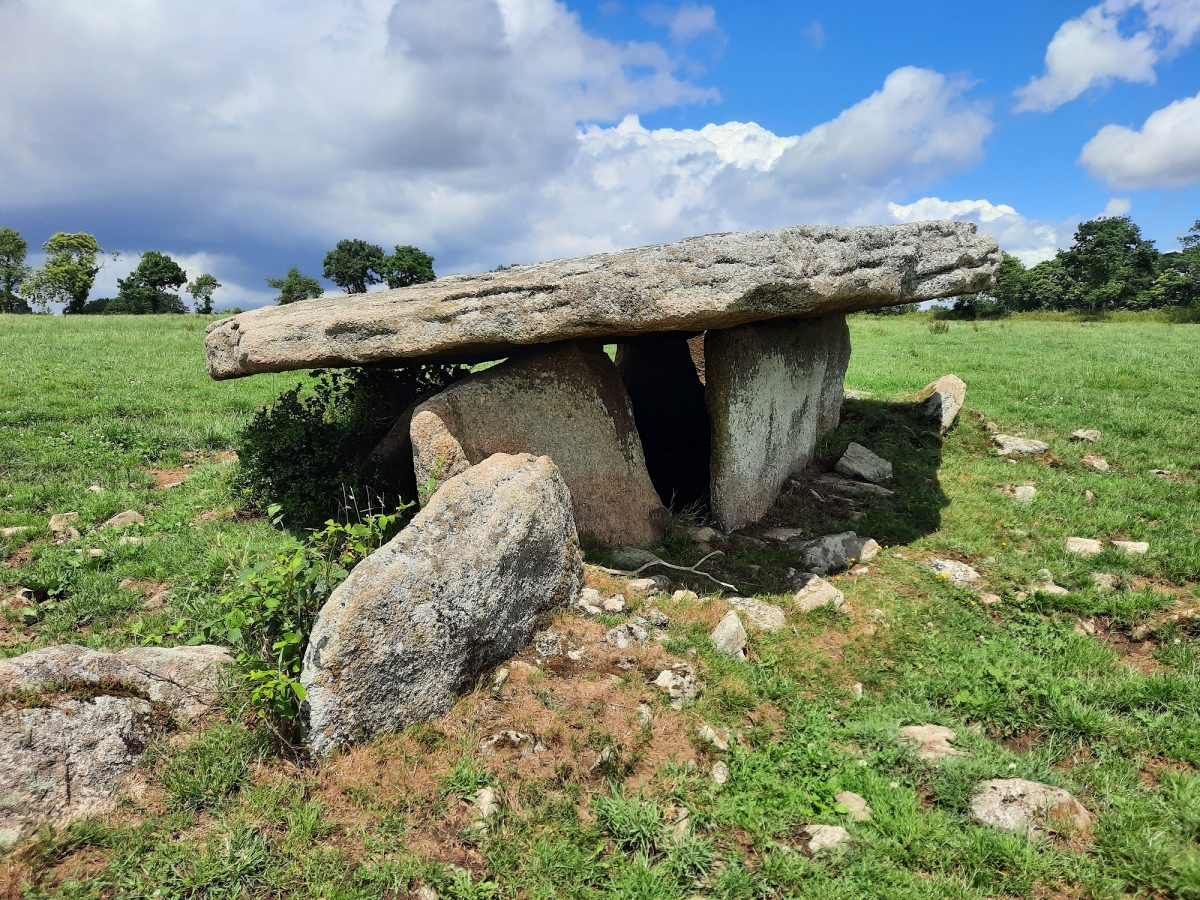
615,335 -> 711,510
410,341 -> 666,548
706,315 -> 851,533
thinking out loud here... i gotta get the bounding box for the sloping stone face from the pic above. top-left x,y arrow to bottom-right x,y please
615,335 -> 711,510
206,222 -> 1000,379
301,453 -> 584,757
707,316 -> 851,532
410,342 -> 665,548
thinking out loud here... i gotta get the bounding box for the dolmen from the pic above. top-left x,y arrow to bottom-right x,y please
207,222 -> 998,539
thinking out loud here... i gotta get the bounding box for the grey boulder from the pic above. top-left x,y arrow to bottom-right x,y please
804,532 -> 880,575
301,453 -> 584,757
970,778 -> 1092,834
835,443 -> 893,484
918,374 -> 966,434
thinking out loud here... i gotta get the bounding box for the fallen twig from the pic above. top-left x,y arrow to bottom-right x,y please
594,550 -> 738,593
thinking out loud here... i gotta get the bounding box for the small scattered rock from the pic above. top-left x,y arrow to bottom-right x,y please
481,731 -> 544,756
602,595 -> 627,614
626,576 -> 668,597
1112,540 -> 1148,556
835,791 -> 873,822
835,442 -> 893,484
698,723 -> 730,752
576,587 -> 604,615
87,484 -> 103,493
415,886 -> 439,900
1066,537 -> 1105,556
711,761 -> 730,785
533,631 -> 563,657
1091,573 -> 1118,592
985,421 -> 998,432
711,611 -> 748,659
1074,617 -> 1097,636
100,510 -> 144,529
726,596 -> 786,631
1031,575 -> 1070,596
1070,429 -> 1101,443
850,682 -> 864,698
74,548 -> 105,558
47,512 -> 78,534
1129,623 -> 1152,641
0,526 -> 32,538
610,547 -> 657,569
791,573 -> 846,613
646,608 -> 670,628
927,558 -> 980,584
897,724 -> 963,760
654,665 -> 699,709
979,592 -> 1003,606
970,778 -> 1091,835
993,435 -> 1049,457
1081,453 -> 1110,472
804,531 -> 879,575
491,668 -> 509,691
637,703 -> 653,726
1149,469 -> 1173,479
473,787 -> 500,822
1084,490 -> 1096,501
813,473 -> 896,498
1011,485 -> 1036,503
672,589 -> 699,603
605,623 -> 648,649
800,824 -> 852,856
762,527 -> 806,543
686,526 -> 722,544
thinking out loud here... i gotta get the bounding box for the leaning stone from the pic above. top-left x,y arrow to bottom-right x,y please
835,443 -> 893,484
792,574 -> 846,613
410,342 -> 664,548
301,453 -> 583,757
0,644 -> 231,724
800,824 -> 852,856
710,611 -> 748,660
48,512 -> 78,534
918,374 -> 966,434
1070,429 -> 1101,443
1065,537 -> 1105,556
897,724 -> 963,760
707,316 -> 850,532
726,596 -> 786,631
835,791 -> 873,822
970,778 -> 1091,834
206,222 -> 1000,379
993,435 -> 1049,457
1112,540 -> 1148,555
927,558 -> 980,584
805,532 -> 879,575
100,510 -> 144,529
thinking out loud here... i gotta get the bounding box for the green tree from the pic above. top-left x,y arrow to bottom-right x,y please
1020,257 -> 1081,311
187,273 -> 221,314
107,251 -> 188,314
381,244 -> 435,288
19,232 -> 112,313
1148,221 -> 1200,309
1060,215 -> 1158,314
0,226 -> 32,314
266,267 -> 324,305
323,239 -> 387,294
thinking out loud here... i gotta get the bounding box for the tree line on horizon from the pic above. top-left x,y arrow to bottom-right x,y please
0,229 -> 435,315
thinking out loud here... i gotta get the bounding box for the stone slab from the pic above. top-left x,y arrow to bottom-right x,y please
206,222 -> 1000,379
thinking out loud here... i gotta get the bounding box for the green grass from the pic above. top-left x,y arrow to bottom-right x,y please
3,312 -> 1199,899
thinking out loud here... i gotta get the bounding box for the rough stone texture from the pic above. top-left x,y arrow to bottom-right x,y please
409,342 -> 665,548
835,791 -> 873,822
1113,540 -> 1149,555
1066,537 -> 1105,556
804,532 -> 879,575
711,611 -> 748,659
726,596 -> 786,631
814,473 -> 895,498
707,315 -> 850,532
654,664 -> 699,709
918,374 -> 966,434
206,222 -> 1000,380
791,574 -> 846,613
1,697 -> 155,845
301,453 -> 584,757
1011,485 -> 1037,503
993,435 -> 1049,457
687,334 -> 707,384
970,779 -> 1092,834
0,644 -> 231,724
615,335 -> 712,509
801,824 -> 852,855
48,513 -> 77,534
1082,453 -> 1110,472
927,558 -> 980,584
99,510 -> 144,529
897,724 -> 963,760
1092,573 -> 1119,591
1070,429 -> 1102,443
835,443 -> 893,484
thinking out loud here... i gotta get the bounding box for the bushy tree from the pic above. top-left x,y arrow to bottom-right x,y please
1060,215 -> 1158,314
267,267 -> 324,305
381,244 -> 435,288
323,239 -> 387,294
106,251 -> 188,314
0,226 -> 31,313
187,273 -> 221,314
19,232 -> 111,313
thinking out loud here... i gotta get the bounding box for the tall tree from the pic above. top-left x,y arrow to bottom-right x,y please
0,226 -> 31,313
381,245 -> 435,288
1148,220 -> 1200,308
19,232 -> 112,313
266,267 -> 324,305
1060,216 -> 1158,314
108,251 -> 188,314
323,239 -> 386,294
186,273 -> 221,314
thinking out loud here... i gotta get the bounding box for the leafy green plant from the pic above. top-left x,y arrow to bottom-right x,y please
196,505 -> 404,743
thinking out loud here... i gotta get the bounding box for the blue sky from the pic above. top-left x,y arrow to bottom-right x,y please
1,0 -> 1198,310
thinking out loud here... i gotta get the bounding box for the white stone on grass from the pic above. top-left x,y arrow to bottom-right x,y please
726,596 -> 786,631
897,724 -> 963,760
711,611 -> 748,660
1066,537 -> 1104,556
993,435 -> 1049,457
1112,540 -> 1148,555
970,778 -> 1091,835
791,574 -> 846,613
927,558 -> 980,584
835,791 -> 873,822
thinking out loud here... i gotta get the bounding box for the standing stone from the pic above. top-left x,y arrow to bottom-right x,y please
615,335 -> 712,510
301,453 -> 583,757
410,342 -> 665,548
707,316 -> 851,532
917,374 -> 966,434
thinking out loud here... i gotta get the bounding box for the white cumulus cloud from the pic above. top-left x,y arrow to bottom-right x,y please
1080,90 -> 1200,188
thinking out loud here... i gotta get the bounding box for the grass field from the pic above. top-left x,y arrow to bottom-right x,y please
1,312 -> 1198,899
